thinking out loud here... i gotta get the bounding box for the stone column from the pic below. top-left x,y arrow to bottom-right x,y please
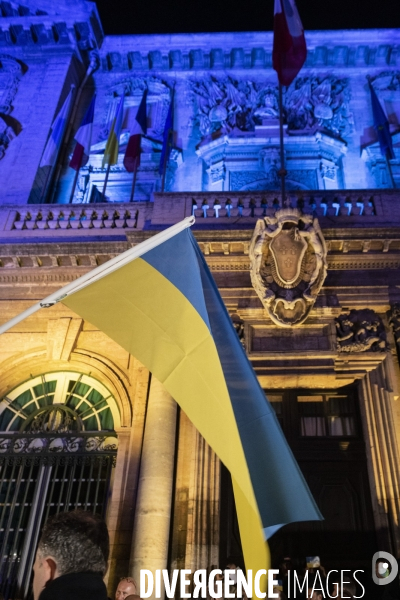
358,356 -> 400,556
184,429 -> 220,571
130,377 -> 177,599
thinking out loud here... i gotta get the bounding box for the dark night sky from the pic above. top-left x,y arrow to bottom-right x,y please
96,0 -> 400,36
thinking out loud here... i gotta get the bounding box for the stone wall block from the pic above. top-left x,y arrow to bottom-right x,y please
52,22 -> 70,44
376,44 -> 390,65
251,47 -> 265,67
149,50 -> 163,70
30,24 -> 49,45
231,48 -> 244,68
314,46 -> 327,65
190,49 -> 203,69
333,45 -> 349,66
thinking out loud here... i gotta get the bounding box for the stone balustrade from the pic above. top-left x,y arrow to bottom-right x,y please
0,204 -> 147,234
0,190 -> 399,241
188,193 -> 375,219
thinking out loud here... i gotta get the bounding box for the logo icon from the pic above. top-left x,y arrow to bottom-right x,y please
372,551 -> 398,586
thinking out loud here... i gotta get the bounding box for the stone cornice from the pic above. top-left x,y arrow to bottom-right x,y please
0,0 -> 103,52
98,30 -> 400,72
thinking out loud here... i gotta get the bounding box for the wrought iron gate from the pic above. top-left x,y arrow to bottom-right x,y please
0,404 -> 117,599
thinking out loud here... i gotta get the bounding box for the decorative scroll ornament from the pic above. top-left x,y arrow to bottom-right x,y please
335,309 -> 388,353
250,207 -> 327,327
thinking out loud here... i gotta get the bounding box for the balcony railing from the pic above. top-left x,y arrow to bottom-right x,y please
0,190 -> 398,239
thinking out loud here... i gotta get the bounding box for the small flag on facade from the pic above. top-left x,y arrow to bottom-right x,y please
273,0 -> 307,87
40,86 -> 75,168
70,95 -> 96,171
368,78 -> 395,160
124,89 -> 148,173
159,93 -> 174,175
102,93 -> 125,168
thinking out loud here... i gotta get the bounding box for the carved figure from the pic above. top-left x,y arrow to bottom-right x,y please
259,148 -> 280,188
254,88 -> 279,120
250,207 -> 327,327
335,309 -> 388,352
231,313 -> 245,347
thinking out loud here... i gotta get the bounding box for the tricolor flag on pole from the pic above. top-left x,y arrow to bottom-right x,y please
102,93 -> 125,168
368,78 -> 395,160
69,95 -> 96,171
273,0 -> 307,87
0,218 -> 322,590
40,86 -> 75,168
124,89 -> 148,172
159,93 -> 174,176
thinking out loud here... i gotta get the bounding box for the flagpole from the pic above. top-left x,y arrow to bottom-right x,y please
129,158 -> 138,202
39,167 -> 53,203
102,163 -> 111,200
386,153 -> 396,188
278,82 -> 287,206
161,86 -> 175,193
161,136 -> 169,193
69,167 -> 80,203
0,215 -> 196,336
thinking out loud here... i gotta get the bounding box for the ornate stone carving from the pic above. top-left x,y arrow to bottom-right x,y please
389,303 -> 400,348
0,54 -> 25,160
285,76 -> 353,138
188,75 -> 353,140
370,71 -> 400,91
250,207 -> 327,327
188,77 -> 278,136
0,433 -> 118,455
230,168 -> 317,192
335,309 -> 388,352
231,312 -> 245,347
100,76 -> 171,141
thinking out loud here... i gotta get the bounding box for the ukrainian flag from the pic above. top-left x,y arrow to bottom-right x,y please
60,225 -> 322,582
0,221 -> 322,585
102,92 -> 125,168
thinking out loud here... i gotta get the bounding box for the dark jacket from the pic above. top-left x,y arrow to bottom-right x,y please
39,571 -> 108,600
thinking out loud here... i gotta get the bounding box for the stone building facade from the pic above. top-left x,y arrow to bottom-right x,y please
0,0 -> 400,597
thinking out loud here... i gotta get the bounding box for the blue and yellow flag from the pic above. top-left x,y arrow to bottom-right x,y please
61,226 -> 322,581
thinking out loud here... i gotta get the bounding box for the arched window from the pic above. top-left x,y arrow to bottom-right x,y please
0,372 -> 119,600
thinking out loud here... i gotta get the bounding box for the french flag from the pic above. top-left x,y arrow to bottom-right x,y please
40,86 -> 75,168
70,95 -> 96,171
273,0 -> 307,87
124,89 -> 148,173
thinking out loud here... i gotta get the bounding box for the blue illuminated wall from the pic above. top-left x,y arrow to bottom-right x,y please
0,1 -> 399,203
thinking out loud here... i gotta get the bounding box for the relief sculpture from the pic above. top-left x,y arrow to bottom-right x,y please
188,75 -> 353,140
250,207 -> 327,327
335,309 -> 388,352
0,55 -> 25,160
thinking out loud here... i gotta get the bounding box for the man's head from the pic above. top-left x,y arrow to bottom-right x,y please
33,510 -> 109,600
115,577 -> 137,600
307,590 -> 323,600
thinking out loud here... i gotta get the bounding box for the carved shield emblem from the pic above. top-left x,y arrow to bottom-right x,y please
250,207 -> 327,327
269,228 -> 307,286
